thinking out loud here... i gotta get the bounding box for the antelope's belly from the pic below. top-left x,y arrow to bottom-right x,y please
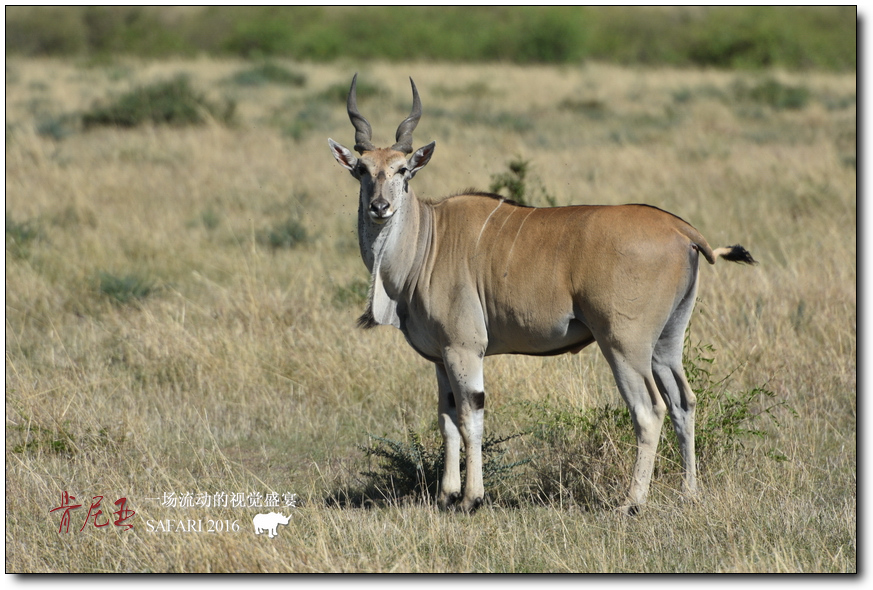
485,317 -> 594,356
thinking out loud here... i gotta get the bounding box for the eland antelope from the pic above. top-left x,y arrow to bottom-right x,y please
329,74 -> 756,515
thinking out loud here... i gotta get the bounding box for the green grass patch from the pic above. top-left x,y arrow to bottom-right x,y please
9,418 -> 126,457
733,77 -> 812,110
35,113 -> 79,140
82,76 -> 236,128
280,100 -> 333,142
6,213 -> 43,259
7,402 -> 128,457
10,422 -> 76,456
332,277 -> 369,308
228,62 -> 306,87
199,207 -> 221,231
97,271 -> 157,305
560,97 -> 609,120
257,217 -> 309,250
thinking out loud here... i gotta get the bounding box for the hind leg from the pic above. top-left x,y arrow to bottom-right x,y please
652,287 -> 699,498
599,343 -> 667,514
652,345 -> 698,498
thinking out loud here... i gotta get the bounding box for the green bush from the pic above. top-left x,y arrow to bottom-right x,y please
680,340 -> 794,462
344,428 -> 528,506
97,271 -> 157,305
489,157 -> 558,207
82,76 -> 236,128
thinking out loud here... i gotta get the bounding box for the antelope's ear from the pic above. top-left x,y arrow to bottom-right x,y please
407,141 -> 435,178
329,138 -> 359,176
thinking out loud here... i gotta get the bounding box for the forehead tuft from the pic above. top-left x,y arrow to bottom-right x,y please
361,148 -> 407,169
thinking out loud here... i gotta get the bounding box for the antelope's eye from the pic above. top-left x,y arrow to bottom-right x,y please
397,166 -> 409,176
356,163 -> 369,175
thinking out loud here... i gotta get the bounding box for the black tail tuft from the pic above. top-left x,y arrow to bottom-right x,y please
721,244 -> 757,265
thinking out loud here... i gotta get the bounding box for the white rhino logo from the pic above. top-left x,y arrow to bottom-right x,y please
252,512 -> 291,538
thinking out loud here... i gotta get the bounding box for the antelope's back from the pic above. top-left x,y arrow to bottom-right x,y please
427,195 -> 704,344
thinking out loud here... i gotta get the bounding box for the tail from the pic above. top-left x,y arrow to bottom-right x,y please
711,244 -> 757,265
680,224 -> 756,266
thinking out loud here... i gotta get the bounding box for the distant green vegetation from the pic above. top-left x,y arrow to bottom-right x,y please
82,76 -> 236,128
227,62 -> 307,87
5,6 -> 856,71
490,157 -> 558,207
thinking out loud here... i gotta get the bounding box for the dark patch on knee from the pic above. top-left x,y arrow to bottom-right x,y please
471,391 -> 485,410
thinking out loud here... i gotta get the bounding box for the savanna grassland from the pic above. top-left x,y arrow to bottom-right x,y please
5,57 -> 856,572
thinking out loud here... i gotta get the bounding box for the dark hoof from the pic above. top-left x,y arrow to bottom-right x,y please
618,504 -> 641,517
439,492 -> 462,511
462,497 -> 483,514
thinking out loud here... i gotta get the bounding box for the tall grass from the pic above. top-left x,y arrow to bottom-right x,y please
5,58 -> 855,572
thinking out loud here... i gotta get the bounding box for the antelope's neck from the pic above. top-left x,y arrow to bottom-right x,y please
358,192 -> 431,300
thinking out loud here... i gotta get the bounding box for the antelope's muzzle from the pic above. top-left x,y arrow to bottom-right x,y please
369,198 -> 394,223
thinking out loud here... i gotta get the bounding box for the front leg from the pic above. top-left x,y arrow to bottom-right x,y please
435,363 -> 462,509
443,347 -> 486,513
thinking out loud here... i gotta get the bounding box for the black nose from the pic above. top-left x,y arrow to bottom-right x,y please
370,199 -> 390,217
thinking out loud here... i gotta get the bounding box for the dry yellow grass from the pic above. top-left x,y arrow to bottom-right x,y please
6,57 -> 855,572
